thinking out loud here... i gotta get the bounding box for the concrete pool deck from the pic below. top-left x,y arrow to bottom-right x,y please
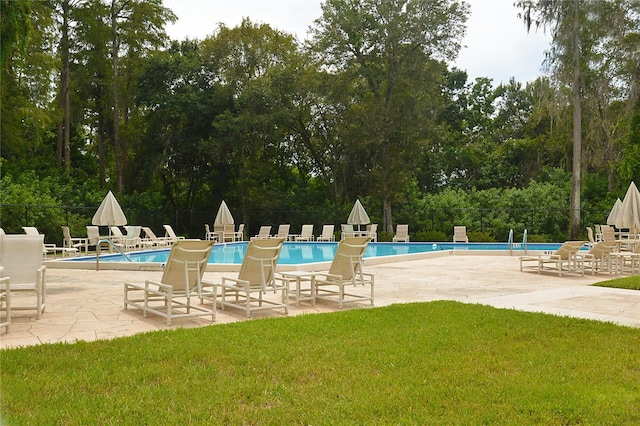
1,255 -> 639,349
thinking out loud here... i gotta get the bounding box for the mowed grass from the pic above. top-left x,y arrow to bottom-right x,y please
1,301 -> 639,425
593,274 -> 640,290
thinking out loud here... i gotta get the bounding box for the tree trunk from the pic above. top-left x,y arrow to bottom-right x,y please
63,50 -> 71,174
382,194 -> 392,235
57,0 -> 71,171
111,0 -> 123,191
381,141 -> 393,233
56,120 -> 63,167
98,125 -> 106,190
569,0 -> 582,239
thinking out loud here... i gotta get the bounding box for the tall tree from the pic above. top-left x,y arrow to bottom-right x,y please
55,0 -> 85,172
0,0 -> 33,161
1,0 -> 58,170
518,0 -> 640,236
518,0 -> 588,239
73,0 -> 111,188
137,39 -> 226,210
203,20 -> 302,214
105,0 -> 174,191
583,0 -> 640,188
309,0 -> 469,232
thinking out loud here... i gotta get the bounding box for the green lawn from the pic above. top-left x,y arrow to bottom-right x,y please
593,274 -> 640,290
1,301 -> 639,425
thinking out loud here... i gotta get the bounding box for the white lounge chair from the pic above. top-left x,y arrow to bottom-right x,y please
218,238 -> 288,318
601,225 -> 616,242
213,224 -> 224,242
204,224 -> 217,241
122,226 -> 142,252
86,225 -> 102,249
614,241 -> 640,275
163,224 -> 185,244
341,224 -> 355,240
23,226 -> 77,258
234,224 -> 245,241
520,241 -> 587,276
313,237 -> 374,309
273,224 -> 291,239
0,234 -> 47,320
453,226 -> 469,243
579,241 -> 619,275
586,226 -> 596,249
62,226 -> 88,255
316,225 -> 335,242
124,240 -> 216,325
222,224 -> 236,242
295,225 -> 314,241
2,231 -> 11,332
393,224 -> 410,242
110,226 -> 125,245
364,224 -> 377,242
0,267 -> 9,333
251,226 -> 271,240
141,226 -> 171,249
594,224 -> 603,242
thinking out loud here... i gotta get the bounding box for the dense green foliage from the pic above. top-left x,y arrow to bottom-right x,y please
2,302 -> 639,424
1,0 -> 639,241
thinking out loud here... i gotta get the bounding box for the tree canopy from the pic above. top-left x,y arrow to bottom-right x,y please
1,0 -> 639,241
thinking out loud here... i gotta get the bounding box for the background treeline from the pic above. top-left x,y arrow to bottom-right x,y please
1,0 -> 639,243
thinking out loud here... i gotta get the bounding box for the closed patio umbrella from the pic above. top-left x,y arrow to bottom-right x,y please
92,190 -> 127,270
606,198 -> 623,226
616,181 -> 640,232
214,200 -> 234,226
347,199 -> 370,231
92,190 -> 127,227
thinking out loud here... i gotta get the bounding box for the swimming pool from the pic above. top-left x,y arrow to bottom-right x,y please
63,241 -> 565,265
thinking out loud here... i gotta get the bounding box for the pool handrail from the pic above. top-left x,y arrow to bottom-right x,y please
508,229 -> 514,255
96,238 -> 132,270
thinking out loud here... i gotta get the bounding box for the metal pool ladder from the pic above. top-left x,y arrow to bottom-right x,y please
508,229 -> 528,255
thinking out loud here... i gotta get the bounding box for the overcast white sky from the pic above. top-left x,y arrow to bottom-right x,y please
163,0 -> 552,86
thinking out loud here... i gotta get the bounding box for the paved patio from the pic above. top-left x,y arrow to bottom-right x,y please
1,255 -> 639,349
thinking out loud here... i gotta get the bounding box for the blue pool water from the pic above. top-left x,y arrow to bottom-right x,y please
67,242 -> 565,265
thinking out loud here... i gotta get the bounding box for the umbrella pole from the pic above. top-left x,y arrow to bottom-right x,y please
96,243 -> 100,271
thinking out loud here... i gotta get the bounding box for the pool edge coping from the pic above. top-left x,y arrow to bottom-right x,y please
43,248 -> 548,272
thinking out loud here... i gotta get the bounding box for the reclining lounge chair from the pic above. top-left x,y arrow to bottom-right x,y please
579,241 -> 620,275
392,224 -> 410,242
313,237 -> 374,309
453,226 -> 469,243
520,241 -> 587,276
316,225 -> 335,242
124,240 -> 216,325
218,238 -> 287,318
0,234 -> 47,320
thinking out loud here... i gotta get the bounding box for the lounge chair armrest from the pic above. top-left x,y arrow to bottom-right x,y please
314,272 -> 344,281
221,276 -> 252,290
199,279 -> 218,297
576,254 -> 594,260
200,279 -> 217,291
140,279 -> 173,296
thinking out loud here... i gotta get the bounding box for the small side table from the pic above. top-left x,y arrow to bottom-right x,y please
279,271 -> 315,307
